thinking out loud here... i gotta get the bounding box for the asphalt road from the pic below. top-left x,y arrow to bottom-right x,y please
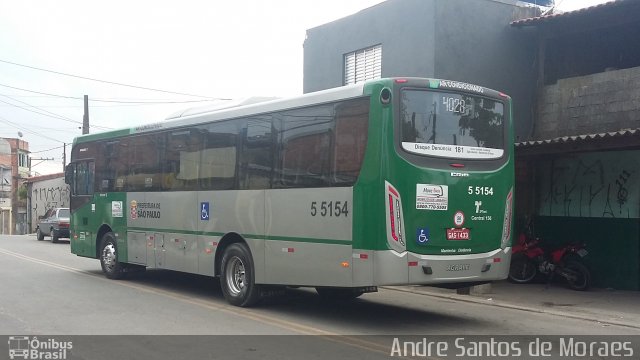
1,235 -> 638,359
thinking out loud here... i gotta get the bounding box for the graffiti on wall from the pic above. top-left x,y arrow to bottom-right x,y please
31,178 -> 70,230
538,150 -> 639,218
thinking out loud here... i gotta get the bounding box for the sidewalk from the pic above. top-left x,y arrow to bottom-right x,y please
389,281 -> 640,329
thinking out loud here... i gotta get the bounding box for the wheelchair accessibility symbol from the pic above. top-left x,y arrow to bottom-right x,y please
201,202 -> 210,221
416,227 -> 430,245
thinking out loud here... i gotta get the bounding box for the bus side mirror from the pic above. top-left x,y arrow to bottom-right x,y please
64,164 -> 73,185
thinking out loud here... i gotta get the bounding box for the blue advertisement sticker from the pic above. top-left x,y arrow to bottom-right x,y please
416,227 -> 430,245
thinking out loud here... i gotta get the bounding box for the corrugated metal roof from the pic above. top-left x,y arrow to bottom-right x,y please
515,128 -> 640,148
510,0 -> 632,27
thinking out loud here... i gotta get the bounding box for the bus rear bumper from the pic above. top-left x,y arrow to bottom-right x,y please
372,247 -> 511,286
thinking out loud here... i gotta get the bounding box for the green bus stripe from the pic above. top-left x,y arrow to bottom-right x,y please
126,227 -> 351,246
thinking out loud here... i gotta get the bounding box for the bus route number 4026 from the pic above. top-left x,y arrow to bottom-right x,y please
310,201 -> 349,217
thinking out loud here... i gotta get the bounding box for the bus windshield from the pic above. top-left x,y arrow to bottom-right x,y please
400,89 -> 505,159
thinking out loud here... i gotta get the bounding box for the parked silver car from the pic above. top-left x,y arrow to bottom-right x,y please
36,207 -> 70,243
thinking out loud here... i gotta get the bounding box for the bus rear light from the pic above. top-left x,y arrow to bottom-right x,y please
499,92 -> 509,98
385,181 -> 406,253
341,262 -> 350,268
388,195 -> 398,242
450,163 -> 465,168
500,188 -> 514,249
408,261 -> 418,267
494,258 -> 502,263
395,79 -> 408,83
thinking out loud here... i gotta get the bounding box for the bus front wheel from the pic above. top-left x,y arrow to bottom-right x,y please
100,232 -> 125,280
220,243 -> 261,307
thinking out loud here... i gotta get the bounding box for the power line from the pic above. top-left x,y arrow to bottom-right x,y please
0,58 -> 218,99
30,145 -> 65,154
0,115 -> 64,143
88,98 -> 228,104
0,94 -> 113,130
0,96 -> 79,123
0,83 -> 229,104
0,83 -> 78,100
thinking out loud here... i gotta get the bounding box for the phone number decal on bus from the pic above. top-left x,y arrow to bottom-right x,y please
416,184 -> 448,211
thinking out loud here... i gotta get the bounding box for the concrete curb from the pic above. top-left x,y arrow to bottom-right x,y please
383,286 -> 640,330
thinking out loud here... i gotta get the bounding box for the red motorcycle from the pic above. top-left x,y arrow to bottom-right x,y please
509,232 -> 591,291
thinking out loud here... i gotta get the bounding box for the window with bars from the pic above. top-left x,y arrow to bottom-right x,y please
344,45 -> 382,85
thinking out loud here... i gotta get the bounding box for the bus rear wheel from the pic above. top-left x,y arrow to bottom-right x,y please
100,232 -> 125,280
220,243 -> 261,307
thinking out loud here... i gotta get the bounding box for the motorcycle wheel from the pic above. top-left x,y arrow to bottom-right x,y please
564,260 -> 590,291
508,254 -> 537,283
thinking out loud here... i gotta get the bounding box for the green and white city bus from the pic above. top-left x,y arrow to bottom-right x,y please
66,78 -> 514,307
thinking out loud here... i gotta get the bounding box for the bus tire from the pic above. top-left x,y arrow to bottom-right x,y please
220,243 -> 261,307
100,232 -> 125,280
316,287 -> 364,301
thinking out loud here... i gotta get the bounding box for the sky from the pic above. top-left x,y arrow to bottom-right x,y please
0,0 -> 610,176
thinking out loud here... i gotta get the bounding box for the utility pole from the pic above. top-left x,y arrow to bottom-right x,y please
62,143 -> 66,172
82,95 -> 89,134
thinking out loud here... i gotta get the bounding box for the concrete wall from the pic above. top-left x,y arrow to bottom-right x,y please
29,176 -> 70,232
536,66 -> 640,140
303,0 -> 539,141
304,0 -> 437,93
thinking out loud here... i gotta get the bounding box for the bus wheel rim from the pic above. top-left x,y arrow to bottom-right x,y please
102,244 -> 117,271
226,256 -> 246,296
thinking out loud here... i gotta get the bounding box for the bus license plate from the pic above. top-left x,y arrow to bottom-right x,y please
447,228 -> 470,240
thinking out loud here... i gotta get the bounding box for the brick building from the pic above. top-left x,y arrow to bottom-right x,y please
0,137 -> 30,234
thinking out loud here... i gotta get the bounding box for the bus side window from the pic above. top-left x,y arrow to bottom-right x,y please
95,141 -> 119,192
125,134 -> 163,192
198,122 -> 239,191
276,104 -> 334,188
240,115 -> 272,190
165,129 -> 202,191
333,98 -> 370,185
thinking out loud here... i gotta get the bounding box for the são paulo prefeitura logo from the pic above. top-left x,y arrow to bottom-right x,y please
7,336 -> 72,360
